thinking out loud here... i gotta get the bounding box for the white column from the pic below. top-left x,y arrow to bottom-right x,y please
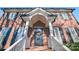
25,21 -> 30,48
48,22 -> 53,48
23,20 -> 30,50
49,22 -> 53,36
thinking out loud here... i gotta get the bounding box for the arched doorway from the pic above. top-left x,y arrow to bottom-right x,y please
28,14 -> 49,48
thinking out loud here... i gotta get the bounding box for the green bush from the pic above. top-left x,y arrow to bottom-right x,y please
65,42 -> 79,51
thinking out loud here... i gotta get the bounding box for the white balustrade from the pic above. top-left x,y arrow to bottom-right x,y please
5,36 -> 25,51
5,21 -> 29,51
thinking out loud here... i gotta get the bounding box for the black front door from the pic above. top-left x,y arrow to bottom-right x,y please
34,28 -> 43,46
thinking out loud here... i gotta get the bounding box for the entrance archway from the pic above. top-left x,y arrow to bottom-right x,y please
29,14 -> 48,28
28,14 -> 49,48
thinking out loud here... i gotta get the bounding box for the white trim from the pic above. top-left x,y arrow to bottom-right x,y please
26,8 -> 52,22
29,12 -> 48,21
28,8 -> 49,22
27,8 -> 50,15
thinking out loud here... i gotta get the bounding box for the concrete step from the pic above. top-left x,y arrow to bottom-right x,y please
26,46 -> 52,51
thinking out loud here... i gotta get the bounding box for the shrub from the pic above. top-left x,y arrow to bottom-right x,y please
65,42 -> 79,51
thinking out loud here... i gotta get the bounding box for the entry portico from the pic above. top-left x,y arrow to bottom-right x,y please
21,8 -> 56,50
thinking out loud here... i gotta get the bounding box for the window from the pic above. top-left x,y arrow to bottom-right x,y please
66,28 -> 73,42
75,28 -> 79,36
9,13 -> 16,20
67,27 -> 79,42
12,13 -> 16,19
60,13 -> 69,20
59,27 -> 65,42
53,27 -> 63,44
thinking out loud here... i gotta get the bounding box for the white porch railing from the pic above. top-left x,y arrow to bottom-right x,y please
5,36 -> 26,51
5,28 -> 27,51
49,35 -> 71,51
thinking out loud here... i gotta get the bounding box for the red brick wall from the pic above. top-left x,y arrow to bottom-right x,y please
52,12 -> 79,28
